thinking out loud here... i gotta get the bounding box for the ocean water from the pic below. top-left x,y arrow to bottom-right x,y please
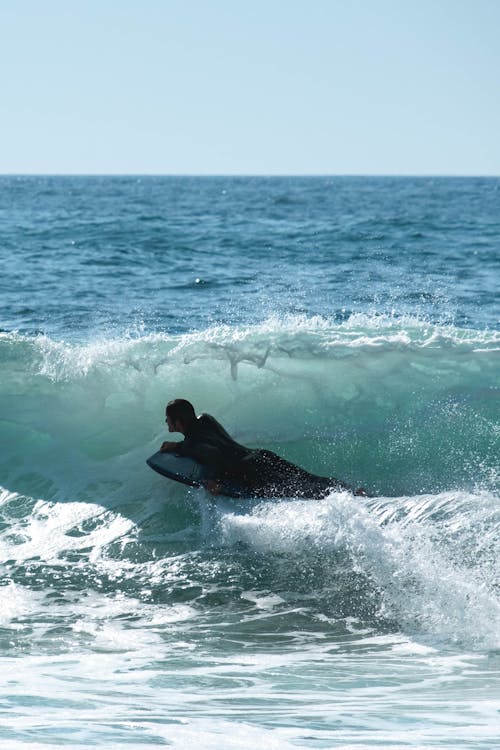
0,175 -> 499,748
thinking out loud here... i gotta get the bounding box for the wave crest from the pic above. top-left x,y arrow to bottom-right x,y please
0,316 -> 498,501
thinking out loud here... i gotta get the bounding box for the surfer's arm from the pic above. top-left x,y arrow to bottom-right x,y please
188,444 -> 224,472
160,441 -> 183,453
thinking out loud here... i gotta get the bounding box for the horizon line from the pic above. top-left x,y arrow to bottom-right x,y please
1,172 -> 499,179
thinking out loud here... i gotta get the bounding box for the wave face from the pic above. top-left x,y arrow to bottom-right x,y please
1,316 -> 498,502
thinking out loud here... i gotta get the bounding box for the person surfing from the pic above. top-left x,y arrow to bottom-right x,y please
160,399 -> 368,498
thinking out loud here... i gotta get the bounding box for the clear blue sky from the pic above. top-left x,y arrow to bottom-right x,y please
2,0 -> 499,174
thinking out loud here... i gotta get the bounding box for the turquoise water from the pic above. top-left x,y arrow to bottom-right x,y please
1,176 -> 499,748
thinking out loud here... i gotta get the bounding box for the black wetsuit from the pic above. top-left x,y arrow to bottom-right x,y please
176,414 -> 350,498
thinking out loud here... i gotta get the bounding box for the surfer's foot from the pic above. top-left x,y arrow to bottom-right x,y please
354,487 -> 368,497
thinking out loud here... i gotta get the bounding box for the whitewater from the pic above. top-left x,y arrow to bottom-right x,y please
1,175 -> 499,748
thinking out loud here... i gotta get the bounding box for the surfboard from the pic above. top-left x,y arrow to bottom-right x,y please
147,451 -> 363,499
146,451 -> 246,498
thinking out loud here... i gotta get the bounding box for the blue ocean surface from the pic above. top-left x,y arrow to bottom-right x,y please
0,176 -> 499,748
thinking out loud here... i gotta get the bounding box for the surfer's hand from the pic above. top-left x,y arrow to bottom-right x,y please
160,441 -> 178,453
203,479 -> 222,496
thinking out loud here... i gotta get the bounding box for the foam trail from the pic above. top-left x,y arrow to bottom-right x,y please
217,489 -> 500,649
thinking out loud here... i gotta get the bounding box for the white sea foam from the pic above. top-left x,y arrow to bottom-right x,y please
216,489 -> 500,650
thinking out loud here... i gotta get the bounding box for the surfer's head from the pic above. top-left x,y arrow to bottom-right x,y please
166,399 -> 196,434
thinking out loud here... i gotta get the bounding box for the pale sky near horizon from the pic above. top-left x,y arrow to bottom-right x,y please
1,0 -> 499,175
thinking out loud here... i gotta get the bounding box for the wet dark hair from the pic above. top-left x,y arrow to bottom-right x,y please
166,399 -> 196,426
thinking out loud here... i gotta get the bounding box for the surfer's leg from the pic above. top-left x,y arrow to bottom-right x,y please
253,451 -> 342,497
250,451 -> 363,498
